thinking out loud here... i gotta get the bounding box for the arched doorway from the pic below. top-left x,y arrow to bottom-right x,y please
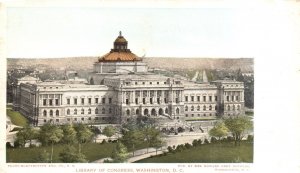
144,109 -> 149,116
159,108 -> 163,115
151,109 -> 156,116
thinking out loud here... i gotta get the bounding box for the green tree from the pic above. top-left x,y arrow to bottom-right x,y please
103,125 -> 116,141
209,122 -> 229,140
61,124 -> 77,144
15,126 -> 38,147
121,129 -> 143,156
74,124 -> 93,153
224,116 -> 253,146
143,127 -> 162,153
111,142 -> 129,163
59,145 -> 87,163
35,150 -> 50,163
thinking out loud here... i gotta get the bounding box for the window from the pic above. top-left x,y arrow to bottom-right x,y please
164,82 -> 167,84
150,98 -> 153,104
203,105 -> 206,111
88,117 -> 91,120
236,96 -> 239,101
74,98 -> 77,105
203,96 -> 206,102
50,110 -> 53,116
197,105 -> 200,111
135,98 -> 139,104
95,98 -> 99,104
191,106 -> 194,111
67,109 -> 70,115
185,114 -> 188,117
142,82 -> 145,85
55,99 -> 59,105
150,82 -> 152,85
95,108 -> 98,114
191,96 -> 194,102
185,96 -> 188,102
109,108 -> 112,113
109,98 -> 112,104
43,110 -> 47,116
226,96 -> 229,102
67,99 -> 70,105
157,82 -> 159,84
135,82 -> 138,85
88,108 -> 91,114
102,108 -> 105,114
192,114 -> 194,117
95,117 -> 98,120
56,110 -> 59,116
126,109 -> 130,116
215,105 -> 218,110
44,119 -> 47,123
209,96 -> 212,102
43,99 -> 47,106
81,118 -> 84,121
56,119 -> 59,122
49,99 -> 53,106
175,98 -> 179,103
81,98 -> 84,104
227,105 -> 230,111
197,96 -> 200,102
74,109 -> 77,115
237,105 -> 240,110
233,105 -> 236,110
81,108 -> 84,114
209,105 -> 212,110
185,106 -> 188,111
232,96 -> 234,102
88,98 -> 91,104
102,98 -> 106,104
74,118 -> 77,121
126,99 -> 129,105
143,98 -> 146,104
215,96 -> 218,101
164,98 -> 167,103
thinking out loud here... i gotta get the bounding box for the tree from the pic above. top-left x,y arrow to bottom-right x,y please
59,145 -> 87,163
15,126 -> 38,147
143,127 -> 162,153
103,125 -> 116,141
35,150 -> 50,163
61,124 -> 77,144
111,142 -> 129,163
74,124 -> 93,153
224,116 -> 253,146
209,122 -> 229,141
121,129 -> 143,156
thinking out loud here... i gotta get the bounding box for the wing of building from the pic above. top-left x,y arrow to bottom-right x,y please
12,32 -> 245,126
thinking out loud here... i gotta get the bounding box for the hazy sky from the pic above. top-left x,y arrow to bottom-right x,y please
6,4 -> 298,58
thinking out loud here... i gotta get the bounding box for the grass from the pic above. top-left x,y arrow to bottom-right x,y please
6,143 -> 116,163
7,108 -> 28,127
136,142 -> 253,163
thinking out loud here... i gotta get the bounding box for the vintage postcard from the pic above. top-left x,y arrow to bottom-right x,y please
1,1 -> 300,173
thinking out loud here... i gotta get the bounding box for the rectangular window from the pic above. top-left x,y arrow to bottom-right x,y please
135,98 -> 138,104
67,99 -> 70,105
164,98 -> 167,103
88,98 -> 91,104
55,99 -> 59,105
74,98 -> 77,105
185,96 -> 188,102
43,99 -> 47,106
102,98 -> 106,104
95,98 -> 99,104
126,99 -> 129,105
215,96 -> 218,101
209,96 -> 212,102
236,96 -> 239,101
157,98 -> 160,104
232,96 -> 234,102
226,96 -> 229,102
81,98 -> 84,104
150,98 -> 153,104
176,98 -> 179,103
191,96 -> 194,102
49,99 -> 53,106
143,98 -> 146,104
109,98 -> 112,104
197,96 -> 200,102
203,96 -> 206,102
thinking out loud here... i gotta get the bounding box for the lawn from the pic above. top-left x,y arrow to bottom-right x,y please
7,108 -> 28,127
6,143 -> 116,163
136,142 -> 253,163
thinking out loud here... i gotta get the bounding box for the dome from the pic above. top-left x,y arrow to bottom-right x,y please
114,36 -> 127,43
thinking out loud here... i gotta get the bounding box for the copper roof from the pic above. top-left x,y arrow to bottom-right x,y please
98,52 -> 142,62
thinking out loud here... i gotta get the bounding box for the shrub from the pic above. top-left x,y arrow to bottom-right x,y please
192,139 -> 198,147
210,137 -> 218,143
227,136 -> 234,142
167,146 -> 174,153
175,144 -> 186,152
204,138 -> 210,144
184,143 -> 192,149
247,135 -> 254,142
6,142 -> 13,148
101,139 -> 107,144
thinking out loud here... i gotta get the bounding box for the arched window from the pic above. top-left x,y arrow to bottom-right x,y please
126,109 -> 130,116
209,105 -> 212,110
203,105 -> 206,111
185,106 -> 188,111
67,109 -> 70,115
74,109 -> 77,115
102,108 -> 105,114
197,105 -> 200,111
43,110 -> 47,116
176,108 -> 179,115
227,105 -> 230,111
136,109 -> 140,115
144,109 -> 149,115
191,106 -> 194,111
88,108 -> 91,114
50,110 -> 53,116
56,110 -> 59,116
81,108 -> 84,114
95,108 -> 98,114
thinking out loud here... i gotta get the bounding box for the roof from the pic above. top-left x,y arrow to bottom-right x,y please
115,36 -> 127,43
98,52 -> 141,62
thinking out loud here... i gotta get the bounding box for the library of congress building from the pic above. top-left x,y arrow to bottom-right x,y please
12,32 -> 245,126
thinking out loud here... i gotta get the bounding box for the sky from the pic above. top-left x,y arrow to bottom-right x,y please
5,6 -> 269,58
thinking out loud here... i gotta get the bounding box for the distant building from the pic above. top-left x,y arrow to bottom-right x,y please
12,32 -> 245,126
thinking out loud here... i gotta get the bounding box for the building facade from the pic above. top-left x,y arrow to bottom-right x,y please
12,32 -> 245,126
